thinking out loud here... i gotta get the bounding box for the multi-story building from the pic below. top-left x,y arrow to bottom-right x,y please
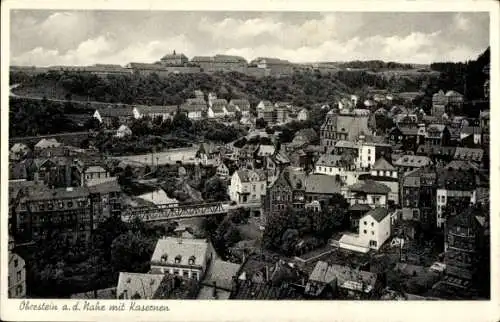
229,169 -> 267,206
443,207 -> 488,294
251,57 -> 294,77
31,157 -> 75,188
314,154 -> 363,186
320,109 -> 371,147
80,165 -> 110,186
338,207 -> 391,253
88,179 -> 122,230
436,169 -> 477,228
424,124 -> 451,146
160,51 -> 189,66
13,183 -> 121,244
15,186 -> 92,243
342,180 -> 390,208
400,167 -> 438,231
358,157 -> 399,205
150,237 -> 215,281
393,155 -> 433,175
8,237 -> 26,298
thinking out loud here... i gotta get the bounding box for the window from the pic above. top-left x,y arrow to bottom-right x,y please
47,202 -> 54,210
16,271 -> 21,281
368,156 -> 371,161
14,259 -> 18,268
363,230 -> 367,234
364,221 -> 367,225
67,201 -> 73,208
192,272 -> 198,280
188,256 -> 196,265
16,285 -> 23,296
175,255 -> 182,264
39,203 -> 45,211
371,231 -> 374,235
173,269 -> 180,275
371,223 -> 374,227
183,271 -> 189,278
58,202 -> 64,209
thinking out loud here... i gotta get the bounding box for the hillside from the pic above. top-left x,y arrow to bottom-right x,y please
10,67 -> 439,109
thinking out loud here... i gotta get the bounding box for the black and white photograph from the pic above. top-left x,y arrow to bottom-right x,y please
1,1 -> 498,321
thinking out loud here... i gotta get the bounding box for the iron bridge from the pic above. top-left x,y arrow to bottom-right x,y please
121,202 -> 229,222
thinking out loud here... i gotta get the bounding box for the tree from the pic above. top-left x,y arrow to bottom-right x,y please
84,116 -> 101,131
110,231 -> 155,273
202,176 -> 228,201
256,118 -> 267,129
172,110 -> 192,131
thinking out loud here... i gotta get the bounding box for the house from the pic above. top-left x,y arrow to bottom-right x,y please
257,105 -> 276,124
436,169 -> 477,228
196,143 -> 220,165
453,147 -> 484,164
425,124 -> 450,146
132,105 -> 178,121
198,259 -> 242,300
229,169 -> 267,205
338,207 -> 391,253
431,90 -> 447,117
416,145 -> 457,164
303,174 -> 343,203
160,50 -> 189,66
343,180 -> 390,208
81,165 -> 110,186
115,124 -> 132,138
31,157 -> 74,188
10,143 -> 31,161
93,107 -> 134,126
320,109 -> 372,146
207,105 -> 226,119
224,104 -> 238,118
87,179 -> 122,228
229,99 -> 251,117
34,138 -> 61,155
216,162 -> 230,179
442,207 -> 488,292
116,272 -> 198,300
180,101 -> 205,120
116,272 -> 166,299
256,100 -> 273,111
358,157 -> 399,205
305,261 -> 379,299
8,238 -> 26,298
14,185 -> 94,244
314,154 -> 363,186
393,155 -> 433,174
150,237 -> 215,281
400,167 -> 437,230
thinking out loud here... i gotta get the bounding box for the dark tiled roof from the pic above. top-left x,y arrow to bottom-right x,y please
372,157 -> 395,171
231,280 -> 304,300
26,186 -> 89,201
348,180 -> 391,194
366,207 -> 389,222
454,147 -> 484,162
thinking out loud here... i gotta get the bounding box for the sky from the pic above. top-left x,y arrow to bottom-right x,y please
10,10 -> 490,66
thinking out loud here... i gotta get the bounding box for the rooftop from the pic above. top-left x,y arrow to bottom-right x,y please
364,207 -> 390,222
348,180 -> 391,194
151,237 -> 210,267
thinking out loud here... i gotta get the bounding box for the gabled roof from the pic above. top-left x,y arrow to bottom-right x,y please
394,155 -> 432,167
236,169 -> 266,183
364,207 -> 390,222
202,259 -> 242,291
117,272 -> 165,299
454,147 -> 484,162
35,138 -> 61,149
304,174 -> 342,195
210,105 -> 225,114
372,157 -> 395,171
97,107 -> 134,118
348,180 -> 391,194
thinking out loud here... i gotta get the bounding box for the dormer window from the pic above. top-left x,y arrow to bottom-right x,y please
161,254 -> 168,263
188,256 -> 196,265
175,255 -> 182,264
